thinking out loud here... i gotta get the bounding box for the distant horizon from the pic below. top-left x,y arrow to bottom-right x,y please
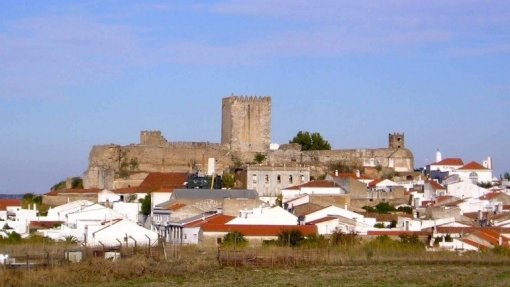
1,1 -> 508,194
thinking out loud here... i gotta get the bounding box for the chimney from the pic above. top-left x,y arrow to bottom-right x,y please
435,149 -> 442,163
335,170 -> 338,177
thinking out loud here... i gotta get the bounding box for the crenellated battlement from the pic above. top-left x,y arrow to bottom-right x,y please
223,95 -> 271,103
140,130 -> 168,145
221,95 -> 271,152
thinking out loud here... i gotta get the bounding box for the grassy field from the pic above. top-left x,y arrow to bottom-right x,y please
2,242 -> 510,287
71,263 -> 510,287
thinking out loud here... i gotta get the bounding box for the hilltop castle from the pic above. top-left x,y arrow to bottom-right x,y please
83,96 -> 414,189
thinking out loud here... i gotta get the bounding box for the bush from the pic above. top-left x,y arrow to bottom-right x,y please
222,231 -> 248,248
301,234 -> 329,248
278,229 -> 304,247
374,223 -> 385,229
331,230 -> 360,246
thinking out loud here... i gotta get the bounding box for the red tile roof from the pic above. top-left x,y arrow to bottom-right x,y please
0,199 -> 21,211
29,221 -> 63,230
472,229 -> 509,246
368,179 -> 385,188
306,216 -> 338,225
458,238 -> 487,250
436,226 -> 510,234
480,192 -> 504,201
184,214 -> 235,228
458,161 -> 488,170
285,180 -> 340,190
186,214 -> 317,236
136,172 -> 188,193
203,224 -> 317,237
431,158 -> 464,166
427,180 -> 445,190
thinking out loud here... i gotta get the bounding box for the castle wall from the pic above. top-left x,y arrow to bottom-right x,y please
83,142 -> 232,189
82,97 -> 414,189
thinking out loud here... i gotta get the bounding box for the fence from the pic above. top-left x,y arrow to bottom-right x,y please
0,242 -> 170,270
218,248 -> 332,267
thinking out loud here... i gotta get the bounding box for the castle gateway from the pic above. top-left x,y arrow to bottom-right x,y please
83,96 -> 414,189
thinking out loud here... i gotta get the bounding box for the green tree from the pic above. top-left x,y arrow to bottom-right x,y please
140,194 -> 151,216
253,153 -> 266,164
502,172 -> 510,180
222,231 -> 248,248
222,173 -> 235,189
289,131 -> 331,151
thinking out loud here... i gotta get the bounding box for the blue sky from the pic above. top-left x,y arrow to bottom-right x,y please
1,1 -> 509,194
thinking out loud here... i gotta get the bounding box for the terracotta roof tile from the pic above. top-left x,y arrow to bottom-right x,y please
431,158 -> 464,166
306,216 -> 338,225
458,161 -> 488,170
184,214 -> 235,228
368,179 -> 385,188
436,226 -> 510,234
427,180 -> 445,190
136,172 -> 188,193
203,224 -> 317,236
29,221 -> 63,230
0,199 -> 21,211
458,238 -> 487,250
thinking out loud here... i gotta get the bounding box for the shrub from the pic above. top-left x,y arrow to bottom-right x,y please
278,229 -> 304,247
331,229 -> 360,246
301,234 -> 328,248
221,231 -> 248,248
374,223 -> 385,229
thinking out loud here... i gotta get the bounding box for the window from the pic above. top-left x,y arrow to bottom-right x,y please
300,174 -> 305,182
252,174 -> 257,184
277,175 -> 281,184
289,175 -> 293,184
469,172 -> 478,184
265,174 -> 269,184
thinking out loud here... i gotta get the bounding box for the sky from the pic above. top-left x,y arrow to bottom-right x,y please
1,1 -> 509,194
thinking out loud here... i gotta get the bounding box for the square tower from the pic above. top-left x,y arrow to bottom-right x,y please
221,96 -> 271,152
389,132 -> 405,149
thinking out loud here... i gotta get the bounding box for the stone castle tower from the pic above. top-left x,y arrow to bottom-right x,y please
221,96 -> 271,152
388,132 -> 405,149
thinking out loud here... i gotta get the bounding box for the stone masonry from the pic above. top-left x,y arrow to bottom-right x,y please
83,95 -> 414,189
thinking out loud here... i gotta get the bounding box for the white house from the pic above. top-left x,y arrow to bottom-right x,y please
112,202 -> 140,223
66,204 -> 124,230
368,179 -> 401,192
226,206 -> 298,225
446,180 -> 490,199
457,198 -> 492,214
46,200 -> 95,221
85,219 -> 158,247
0,199 -> 21,221
428,158 -> 464,173
304,205 -> 375,235
97,189 -> 121,204
450,161 -> 493,184
282,180 -> 346,203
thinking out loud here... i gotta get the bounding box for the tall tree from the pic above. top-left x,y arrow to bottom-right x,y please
289,131 -> 331,151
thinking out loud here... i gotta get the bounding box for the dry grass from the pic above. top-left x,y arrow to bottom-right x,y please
2,244 -> 510,287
